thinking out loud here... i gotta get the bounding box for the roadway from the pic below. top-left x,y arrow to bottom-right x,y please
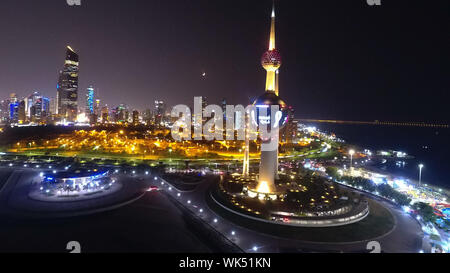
0,168 -> 210,253
153,174 -> 424,253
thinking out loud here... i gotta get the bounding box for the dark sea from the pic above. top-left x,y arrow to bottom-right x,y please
305,123 -> 450,189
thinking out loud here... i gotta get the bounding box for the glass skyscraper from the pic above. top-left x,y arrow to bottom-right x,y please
57,46 -> 79,122
86,86 -> 95,115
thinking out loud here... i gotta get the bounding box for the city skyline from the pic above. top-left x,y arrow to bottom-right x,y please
0,0 -> 448,257
0,0 -> 448,122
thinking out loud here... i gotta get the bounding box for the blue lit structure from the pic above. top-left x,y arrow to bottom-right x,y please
9,102 -> 19,121
41,168 -> 114,196
86,86 -> 95,114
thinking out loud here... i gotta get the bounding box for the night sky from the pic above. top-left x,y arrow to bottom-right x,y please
0,0 -> 448,122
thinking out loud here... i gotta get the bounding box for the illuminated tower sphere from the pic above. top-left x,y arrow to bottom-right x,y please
262,3 -> 282,93
261,49 -> 282,72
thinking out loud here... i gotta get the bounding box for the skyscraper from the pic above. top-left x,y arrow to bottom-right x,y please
49,97 -> 57,115
143,108 -> 153,125
18,100 -> 26,124
155,100 -> 165,125
9,101 -> 19,123
85,86 -> 95,115
132,110 -> 140,125
57,46 -> 79,122
101,106 -> 109,123
25,91 -> 40,119
41,96 -> 50,120
94,99 -> 101,116
0,100 -> 9,124
9,93 -> 18,103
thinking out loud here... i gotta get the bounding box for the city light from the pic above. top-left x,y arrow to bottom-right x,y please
0,0 -> 446,257
418,164 -> 424,187
256,181 -> 270,194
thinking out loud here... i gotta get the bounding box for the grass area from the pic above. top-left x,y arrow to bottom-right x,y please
207,186 -> 395,243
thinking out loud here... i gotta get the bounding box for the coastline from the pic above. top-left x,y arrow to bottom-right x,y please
361,163 -> 450,197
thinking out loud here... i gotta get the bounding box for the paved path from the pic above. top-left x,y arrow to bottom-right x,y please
0,168 -> 210,252
154,175 -> 423,253
0,168 -> 149,218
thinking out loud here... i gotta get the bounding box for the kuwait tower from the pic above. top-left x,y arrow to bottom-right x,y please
252,1 -> 287,195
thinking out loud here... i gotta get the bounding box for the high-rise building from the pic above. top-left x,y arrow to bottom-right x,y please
9,93 -> 18,103
18,100 -> 26,124
41,97 -> 50,119
33,98 -> 43,121
132,110 -> 139,125
9,101 -> 19,123
94,99 -> 100,116
49,97 -> 57,115
221,98 -> 227,121
85,86 -> 95,115
143,108 -> 153,125
25,92 -> 40,119
0,100 -> 10,124
113,104 -> 128,123
101,106 -> 109,123
281,106 -> 296,143
155,100 -> 165,125
57,46 -> 79,122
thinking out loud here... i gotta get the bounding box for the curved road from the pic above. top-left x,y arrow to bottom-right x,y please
153,174 -> 423,253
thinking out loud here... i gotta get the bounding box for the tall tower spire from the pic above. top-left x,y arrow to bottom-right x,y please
261,1 -> 281,93
269,2 -> 276,50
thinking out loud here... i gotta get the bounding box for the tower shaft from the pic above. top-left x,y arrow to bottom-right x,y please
265,71 -> 276,92
275,70 -> 279,96
243,123 -> 250,177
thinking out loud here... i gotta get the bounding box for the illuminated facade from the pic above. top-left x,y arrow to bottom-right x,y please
155,100 -> 165,125
101,106 -> 109,123
57,46 -> 79,122
86,86 -> 95,115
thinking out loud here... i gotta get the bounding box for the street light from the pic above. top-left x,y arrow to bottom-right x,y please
349,149 -> 355,175
418,164 -> 424,188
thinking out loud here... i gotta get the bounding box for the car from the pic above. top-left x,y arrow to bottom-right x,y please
147,186 -> 159,192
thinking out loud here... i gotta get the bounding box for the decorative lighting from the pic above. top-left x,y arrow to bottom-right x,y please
256,181 -> 270,194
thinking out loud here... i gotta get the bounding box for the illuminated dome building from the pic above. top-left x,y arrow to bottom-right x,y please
40,168 -> 115,197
